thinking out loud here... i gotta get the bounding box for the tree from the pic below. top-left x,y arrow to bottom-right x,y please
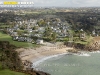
0,41 -> 23,70
32,26 -> 38,30
43,27 -> 57,41
44,27 -> 52,38
37,19 -> 46,26
51,32 -> 56,41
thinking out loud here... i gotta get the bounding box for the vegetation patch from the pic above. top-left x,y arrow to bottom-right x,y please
0,69 -> 29,75
0,32 -> 39,48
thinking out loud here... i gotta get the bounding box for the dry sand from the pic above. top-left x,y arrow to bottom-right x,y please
16,43 -> 73,63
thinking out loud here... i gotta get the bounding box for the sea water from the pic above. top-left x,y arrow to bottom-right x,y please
32,51 -> 100,75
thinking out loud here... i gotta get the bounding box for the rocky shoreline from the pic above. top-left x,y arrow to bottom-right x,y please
16,41 -> 100,75
18,42 -> 100,75
15,42 -> 73,75
64,41 -> 100,52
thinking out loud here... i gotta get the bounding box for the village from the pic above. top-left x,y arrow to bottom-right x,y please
6,18 -> 71,44
0,7 -> 100,46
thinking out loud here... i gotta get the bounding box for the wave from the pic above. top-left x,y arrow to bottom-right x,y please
32,50 -> 100,69
78,53 -> 90,56
73,52 -> 90,56
32,53 -> 67,69
90,51 -> 100,53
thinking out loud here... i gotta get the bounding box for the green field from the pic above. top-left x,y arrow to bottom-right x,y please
0,32 -> 39,48
0,63 -> 28,75
0,69 -> 28,75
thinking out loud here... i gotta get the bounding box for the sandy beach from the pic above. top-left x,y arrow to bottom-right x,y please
16,42 -> 73,64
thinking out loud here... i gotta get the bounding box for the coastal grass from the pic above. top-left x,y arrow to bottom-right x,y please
0,63 -> 28,75
74,35 -> 93,45
0,32 -> 39,48
75,41 -> 88,45
0,69 -> 29,75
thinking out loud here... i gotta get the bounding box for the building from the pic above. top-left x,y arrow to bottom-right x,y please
36,39 -> 43,44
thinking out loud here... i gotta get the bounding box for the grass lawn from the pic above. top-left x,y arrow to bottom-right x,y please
0,63 -> 28,75
0,25 -> 9,28
0,32 -> 39,48
0,69 -> 28,75
75,41 -> 88,45
74,36 -> 93,45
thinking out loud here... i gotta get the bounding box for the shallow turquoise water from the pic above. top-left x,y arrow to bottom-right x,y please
34,52 -> 100,75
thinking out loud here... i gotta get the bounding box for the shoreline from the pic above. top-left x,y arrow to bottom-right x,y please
16,44 -> 100,70
16,45 -> 73,68
32,52 -> 68,69
18,47 -> 73,62
31,50 -> 100,71
32,50 -> 100,70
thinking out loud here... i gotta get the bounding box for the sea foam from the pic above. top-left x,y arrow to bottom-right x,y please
32,53 -> 67,69
78,53 -> 90,56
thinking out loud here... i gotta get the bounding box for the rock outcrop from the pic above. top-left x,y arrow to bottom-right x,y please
64,41 -> 100,52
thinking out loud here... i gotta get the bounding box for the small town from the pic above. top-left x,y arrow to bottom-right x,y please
0,7 -> 100,46
7,18 -> 71,44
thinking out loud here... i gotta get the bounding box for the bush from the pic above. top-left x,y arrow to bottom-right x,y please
0,41 -> 23,70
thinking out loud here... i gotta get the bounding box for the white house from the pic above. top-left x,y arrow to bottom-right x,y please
36,39 -> 43,44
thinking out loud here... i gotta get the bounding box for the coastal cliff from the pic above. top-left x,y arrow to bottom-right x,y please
0,41 -> 50,75
64,36 -> 100,52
